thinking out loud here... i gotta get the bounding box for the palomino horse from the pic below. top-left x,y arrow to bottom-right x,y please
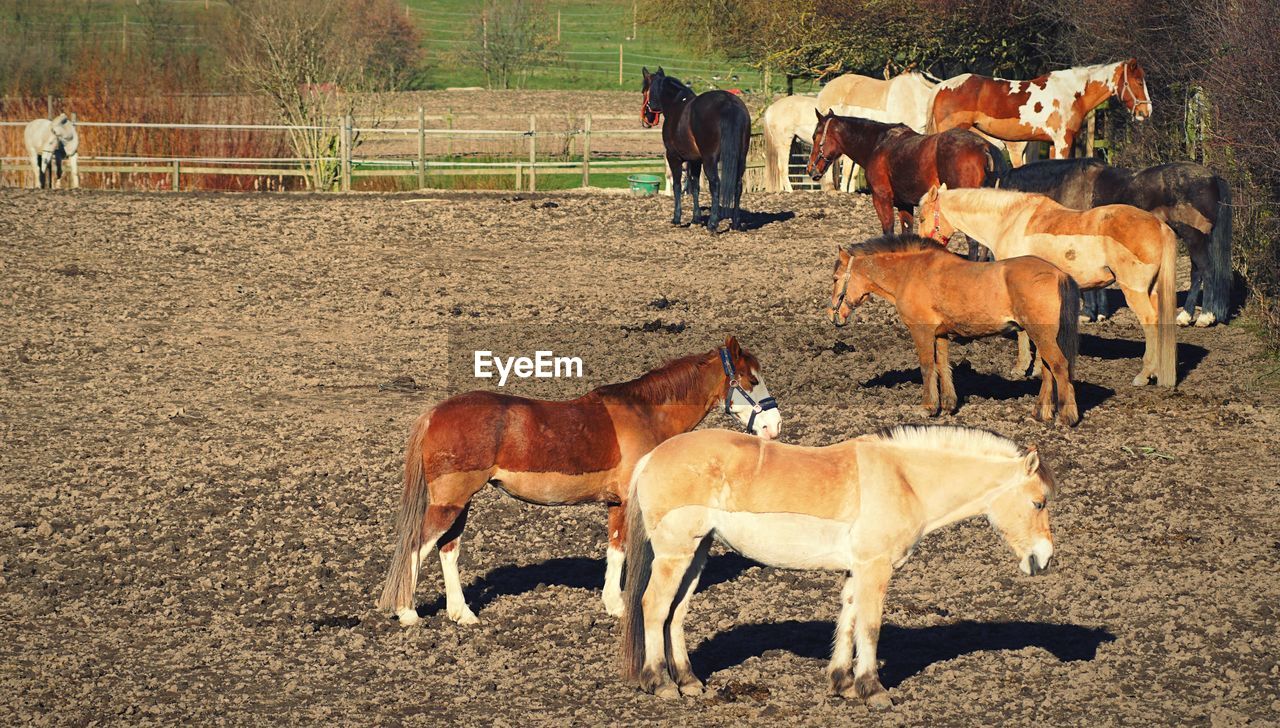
761,94 -> 820,192
806,111 -> 1003,235
641,67 -> 751,231
996,158 -> 1232,326
816,71 -> 937,191
24,113 -> 80,189
828,235 -> 1080,425
929,60 -> 1152,164
621,425 -> 1057,705
378,338 -> 781,626
919,185 -> 1177,387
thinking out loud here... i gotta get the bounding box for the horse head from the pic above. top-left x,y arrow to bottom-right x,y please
983,445 -> 1057,576
719,336 -> 782,440
640,67 -> 665,128
917,184 -> 956,245
1114,59 -> 1152,122
807,110 -> 840,180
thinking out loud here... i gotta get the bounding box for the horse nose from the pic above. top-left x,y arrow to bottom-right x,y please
828,308 -> 845,327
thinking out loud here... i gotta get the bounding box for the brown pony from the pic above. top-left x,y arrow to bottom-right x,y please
929,60 -> 1152,164
377,337 -> 782,626
806,111 -> 1003,235
829,235 -> 1080,425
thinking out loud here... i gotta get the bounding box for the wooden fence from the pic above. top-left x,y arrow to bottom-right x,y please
0,110 -> 766,192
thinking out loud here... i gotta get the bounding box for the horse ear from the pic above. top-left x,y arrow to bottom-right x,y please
642,67 -> 650,79
723,335 -> 741,357
657,66 -> 664,75
938,182 -> 948,192
815,109 -> 824,121
1023,445 -> 1040,475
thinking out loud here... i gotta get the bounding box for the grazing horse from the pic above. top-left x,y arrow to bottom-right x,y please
641,67 -> 751,231
996,158 -> 1232,326
929,60 -> 1152,164
828,235 -> 1080,425
919,185 -> 1177,387
806,111 -> 1003,235
622,425 -> 1057,705
24,113 -> 80,189
377,338 -> 782,626
762,94 -> 821,192
816,71 -> 937,191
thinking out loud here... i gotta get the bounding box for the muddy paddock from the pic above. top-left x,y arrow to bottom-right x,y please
1,188 -> 1277,725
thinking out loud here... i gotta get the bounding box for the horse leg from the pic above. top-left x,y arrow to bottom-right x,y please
911,328 -> 940,416
667,535 -> 712,696
1005,141 -> 1028,168
1120,285 -> 1158,385
602,503 -> 627,616
1033,345 -> 1056,423
936,337 -> 957,414
898,209 -> 915,235
871,190 -> 895,235
1038,340 -> 1079,426
829,571 -> 859,696
437,502 -> 479,625
639,548 -> 696,698
394,484 -> 480,627
68,155 -> 79,189
666,152 -> 684,225
1011,330 -> 1033,378
686,160 -> 703,225
841,558 -> 893,708
1179,264 -> 1201,326
703,155 -> 721,233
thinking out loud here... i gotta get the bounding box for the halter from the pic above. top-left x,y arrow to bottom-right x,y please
928,203 -> 952,246
719,347 -> 777,433
810,116 -> 838,174
833,254 -> 855,313
1117,63 -> 1151,115
641,86 -> 662,128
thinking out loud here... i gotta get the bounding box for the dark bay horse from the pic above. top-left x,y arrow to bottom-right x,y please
828,235 -> 1081,425
806,111 -> 1003,235
641,67 -> 751,231
930,60 -> 1152,164
377,337 -> 782,626
995,158 -> 1232,326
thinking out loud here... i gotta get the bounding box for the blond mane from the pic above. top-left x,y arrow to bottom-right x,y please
873,424 -> 1024,460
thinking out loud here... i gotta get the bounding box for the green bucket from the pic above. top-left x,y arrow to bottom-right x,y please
627,173 -> 663,196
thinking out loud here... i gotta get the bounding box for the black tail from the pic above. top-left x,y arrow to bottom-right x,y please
1204,176 -> 1233,321
718,107 -> 749,229
1058,276 -> 1080,379
620,486 -> 653,683
982,141 -> 1010,188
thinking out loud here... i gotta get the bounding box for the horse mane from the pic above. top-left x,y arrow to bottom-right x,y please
845,233 -> 939,258
873,424 -> 1025,460
656,72 -> 693,98
596,348 -> 728,405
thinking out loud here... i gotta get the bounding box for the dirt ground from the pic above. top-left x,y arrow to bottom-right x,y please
1,187 -> 1277,725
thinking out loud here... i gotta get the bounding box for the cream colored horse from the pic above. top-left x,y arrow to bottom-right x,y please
815,72 -> 936,191
621,425 -> 1057,707
762,94 -> 820,192
919,185 -> 1177,387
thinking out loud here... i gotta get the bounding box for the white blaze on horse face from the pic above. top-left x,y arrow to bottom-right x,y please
729,369 -> 780,440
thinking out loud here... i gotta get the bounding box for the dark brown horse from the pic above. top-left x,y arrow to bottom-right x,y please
641,67 -> 751,232
377,337 -> 782,626
806,111 -> 1003,235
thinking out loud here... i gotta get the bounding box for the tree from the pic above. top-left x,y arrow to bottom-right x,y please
463,0 -> 559,90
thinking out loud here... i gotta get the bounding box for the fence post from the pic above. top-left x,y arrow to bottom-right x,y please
46,95 -> 53,119
417,106 -> 426,190
528,115 -> 536,192
446,109 -> 454,158
581,114 -> 592,188
122,13 -> 127,53
1085,111 -> 1095,158
618,44 -> 624,86
172,159 -> 180,192
515,162 -> 522,191
340,114 -> 352,192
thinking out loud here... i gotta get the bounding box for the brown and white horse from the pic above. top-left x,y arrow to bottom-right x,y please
929,60 -> 1152,164
919,185 -> 1177,387
378,338 -> 782,626
622,425 -> 1057,706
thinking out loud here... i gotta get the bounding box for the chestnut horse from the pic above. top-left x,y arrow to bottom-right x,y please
641,67 -> 751,231
377,337 -> 782,626
806,111 -> 1003,235
919,185 -> 1177,387
828,235 -> 1080,425
929,60 -> 1152,164
816,71 -> 938,191
622,425 -> 1057,705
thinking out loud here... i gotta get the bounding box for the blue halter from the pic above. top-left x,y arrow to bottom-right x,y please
719,347 -> 778,434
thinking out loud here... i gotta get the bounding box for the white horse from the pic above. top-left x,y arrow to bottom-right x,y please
761,94 -> 821,192
24,114 -> 80,189
816,72 -> 937,191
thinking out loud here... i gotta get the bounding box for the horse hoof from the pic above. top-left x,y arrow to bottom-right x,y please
654,683 -> 680,700
1131,374 -> 1151,386
449,607 -> 480,625
1195,312 -> 1217,327
1176,310 -> 1192,326
1077,315 -> 1091,324
1095,314 -> 1108,322
396,608 -> 421,627
865,691 -> 893,709
602,594 -> 624,618
679,682 -> 704,697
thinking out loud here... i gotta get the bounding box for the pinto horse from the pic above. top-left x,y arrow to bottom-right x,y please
828,235 -> 1080,425
377,337 -> 782,626
919,185 -> 1177,387
929,60 -> 1152,164
806,111 -> 1003,235
622,425 -> 1057,705
995,158 -> 1232,326
641,67 -> 751,231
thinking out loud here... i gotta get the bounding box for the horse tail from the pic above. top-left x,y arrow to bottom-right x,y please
621,452 -> 656,683
1155,227 -> 1178,387
762,109 -> 784,192
718,105 -> 749,225
377,413 -> 432,613
1057,275 -> 1080,380
1204,176 -> 1233,322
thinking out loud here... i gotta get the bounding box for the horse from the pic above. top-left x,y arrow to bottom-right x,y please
377,337 -> 782,626
24,113 -> 80,189
919,185 -> 1177,387
641,67 -> 751,232
806,111 -> 1004,235
828,235 -> 1080,425
621,424 -> 1058,705
816,71 -> 937,191
761,94 -> 820,192
929,60 -> 1152,164
995,158 -> 1232,326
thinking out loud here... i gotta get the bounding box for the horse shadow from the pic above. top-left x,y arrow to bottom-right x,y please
862,360 -> 1115,414
412,552 -> 757,620
1079,334 -> 1208,379
690,618 -> 1116,688
684,208 -> 795,232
